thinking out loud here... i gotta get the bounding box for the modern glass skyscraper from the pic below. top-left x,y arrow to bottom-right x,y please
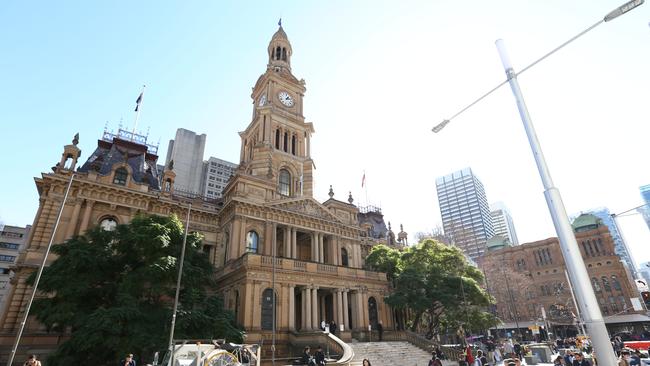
587,207 -> 636,275
490,201 -> 519,245
640,185 -> 650,231
436,168 -> 494,260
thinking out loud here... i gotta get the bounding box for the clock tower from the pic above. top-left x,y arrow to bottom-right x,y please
228,24 -> 315,201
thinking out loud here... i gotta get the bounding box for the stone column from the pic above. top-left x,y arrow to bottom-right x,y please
301,288 -> 307,330
79,199 -> 95,234
311,233 -> 317,262
232,219 -> 242,258
319,234 -> 325,264
252,282 -> 261,330
306,133 -> 311,157
311,286 -> 319,330
238,217 -> 247,257
292,228 -> 297,259
342,290 -> 349,331
304,287 -> 312,330
65,200 -> 82,239
362,291 -> 370,328
336,289 -> 344,328
284,227 -> 290,258
289,285 -> 296,331
355,291 -> 364,330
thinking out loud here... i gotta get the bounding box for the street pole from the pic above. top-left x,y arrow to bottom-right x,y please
564,269 -> 587,336
7,173 -> 75,366
496,40 -> 616,365
168,202 -> 192,355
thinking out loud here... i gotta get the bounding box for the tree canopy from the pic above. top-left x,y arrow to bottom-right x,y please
365,239 -> 497,339
29,214 -> 242,366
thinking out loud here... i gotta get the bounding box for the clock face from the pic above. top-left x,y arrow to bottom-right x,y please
100,217 -> 117,231
277,91 -> 294,107
258,95 -> 267,106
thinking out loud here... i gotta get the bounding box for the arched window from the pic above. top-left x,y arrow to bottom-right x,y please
594,239 -> 601,254
276,47 -> 281,60
275,129 -> 280,149
246,231 -> 259,253
592,277 -> 601,292
612,275 -> 622,291
282,47 -> 287,61
261,288 -> 276,330
113,167 -> 128,185
291,135 -> 296,155
283,132 -> 288,152
602,276 -> 611,292
341,248 -> 349,267
164,178 -> 172,191
581,241 -> 589,257
609,296 -> 618,312
279,169 -> 291,196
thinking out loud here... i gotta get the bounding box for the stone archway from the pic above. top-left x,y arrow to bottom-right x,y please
368,296 -> 378,327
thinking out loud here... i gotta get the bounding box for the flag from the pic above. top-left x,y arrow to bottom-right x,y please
278,18 -> 282,27
361,172 -> 366,188
135,92 -> 143,111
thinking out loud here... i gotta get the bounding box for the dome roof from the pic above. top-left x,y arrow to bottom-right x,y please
487,235 -> 510,251
572,213 -> 602,232
272,26 -> 288,41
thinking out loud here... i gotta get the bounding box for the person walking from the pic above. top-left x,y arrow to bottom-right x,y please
362,359 -> 372,366
572,352 -> 591,366
314,345 -> 326,365
120,354 -> 136,366
321,320 -> 326,331
617,350 -> 631,366
377,322 -> 383,341
503,339 -> 515,359
23,355 -> 41,366
329,320 -> 337,336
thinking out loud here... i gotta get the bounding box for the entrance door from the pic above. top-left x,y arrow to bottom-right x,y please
368,297 -> 378,327
261,288 -> 276,330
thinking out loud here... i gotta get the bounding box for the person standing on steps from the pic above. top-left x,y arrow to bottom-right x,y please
377,321 -> 383,341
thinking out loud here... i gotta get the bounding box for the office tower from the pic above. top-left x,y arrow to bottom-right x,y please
640,185 -> 650,231
203,157 -> 238,199
490,201 -> 519,245
436,168 -> 494,260
165,128 -> 207,194
0,225 -> 30,313
587,207 -> 636,276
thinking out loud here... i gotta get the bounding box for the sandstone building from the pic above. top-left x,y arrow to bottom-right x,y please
0,26 -> 399,361
480,213 -> 647,338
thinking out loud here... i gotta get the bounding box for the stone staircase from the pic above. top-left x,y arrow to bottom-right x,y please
348,341 -> 443,366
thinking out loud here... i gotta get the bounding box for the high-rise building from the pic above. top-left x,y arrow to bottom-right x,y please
436,168 -> 494,260
587,207 -> 636,276
165,128 -> 207,194
638,261 -> 650,287
490,202 -> 519,245
0,225 -> 30,313
640,185 -> 650,231
203,157 -> 237,199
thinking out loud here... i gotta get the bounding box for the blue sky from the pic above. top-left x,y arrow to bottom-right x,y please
2,1 -> 650,265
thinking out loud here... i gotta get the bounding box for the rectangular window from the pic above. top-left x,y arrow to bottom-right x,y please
210,169 -> 216,173
209,176 -> 215,180
0,280 -> 6,289
0,255 -> 16,262
1,232 -> 23,239
0,242 -> 19,250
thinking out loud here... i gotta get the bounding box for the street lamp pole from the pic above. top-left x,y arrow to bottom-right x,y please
495,39 -> 616,364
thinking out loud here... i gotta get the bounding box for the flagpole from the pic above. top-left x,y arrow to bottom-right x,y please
132,85 -> 146,140
364,170 -> 368,206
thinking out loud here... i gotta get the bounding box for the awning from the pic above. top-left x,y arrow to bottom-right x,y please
604,314 -> 650,324
491,321 -> 537,329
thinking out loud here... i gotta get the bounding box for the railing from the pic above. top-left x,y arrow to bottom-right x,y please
317,264 -> 337,273
261,256 -> 282,266
326,332 -> 354,365
293,261 -> 306,271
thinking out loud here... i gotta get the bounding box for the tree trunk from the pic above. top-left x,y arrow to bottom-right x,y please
410,310 -> 423,332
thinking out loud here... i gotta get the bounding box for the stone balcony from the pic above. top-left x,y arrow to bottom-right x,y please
216,253 -> 387,282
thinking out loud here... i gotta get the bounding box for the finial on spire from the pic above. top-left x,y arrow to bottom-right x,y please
278,18 -> 282,27
168,159 -> 174,170
348,192 -> 354,204
388,221 -> 392,231
328,185 -> 334,199
72,133 -> 79,146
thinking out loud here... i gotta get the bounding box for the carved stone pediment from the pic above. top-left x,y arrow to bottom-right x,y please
268,198 -> 342,222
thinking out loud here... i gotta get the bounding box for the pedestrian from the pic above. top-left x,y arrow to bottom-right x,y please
377,321 -> 383,341
564,350 -> 573,366
428,355 -> 443,366
554,355 -> 566,365
329,320 -> 337,336
513,341 -> 522,360
618,350 -> 631,366
120,354 -> 136,366
301,346 -> 314,365
475,350 -> 487,366
321,320 -> 326,331
362,359 -> 372,366
314,345 -> 326,365
572,352 -> 591,366
630,350 -> 641,366
486,337 -> 496,364
23,355 -> 41,366
504,339 -> 515,358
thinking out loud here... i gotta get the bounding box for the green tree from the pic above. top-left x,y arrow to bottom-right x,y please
366,239 -> 497,339
28,214 -> 242,366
